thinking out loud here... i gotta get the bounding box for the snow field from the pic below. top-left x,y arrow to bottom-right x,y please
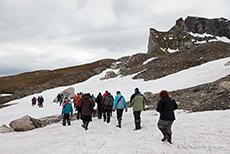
0,57 -> 230,153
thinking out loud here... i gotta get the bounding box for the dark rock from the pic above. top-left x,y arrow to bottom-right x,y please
193,86 -> 202,92
147,16 -> 230,54
143,75 -> 230,112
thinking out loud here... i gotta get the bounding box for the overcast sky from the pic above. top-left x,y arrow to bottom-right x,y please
0,0 -> 229,77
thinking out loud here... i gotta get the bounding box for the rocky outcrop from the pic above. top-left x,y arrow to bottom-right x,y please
9,115 -> 36,131
119,41 -> 230,81
7,114 -> 74,132
53,87 -> 75,102
100,71 -> 118,80
147,16 -> 230,54
143,75 -> 230,112
184,16 -> 230,39
0,124 -> 14,133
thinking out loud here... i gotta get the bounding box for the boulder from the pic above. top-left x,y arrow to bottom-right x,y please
0,124 -> 14,133
193,86 -> 202,92
53,87 -> 75,102
100,71 -> 117,80
9,115 -> 35,131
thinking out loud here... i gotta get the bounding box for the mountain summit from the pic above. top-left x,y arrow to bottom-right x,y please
147,16 -> 230,54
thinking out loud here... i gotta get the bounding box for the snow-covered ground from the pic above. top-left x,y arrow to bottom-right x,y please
0,57 -> 230,154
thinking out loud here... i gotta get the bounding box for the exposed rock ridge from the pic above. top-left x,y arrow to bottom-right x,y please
147,16 -> 230,54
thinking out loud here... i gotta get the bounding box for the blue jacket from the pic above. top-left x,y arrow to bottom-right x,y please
62,103 -> 73,115
113,94 -> 127,110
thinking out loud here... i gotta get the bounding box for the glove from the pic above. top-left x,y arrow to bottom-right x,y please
125,108 -> 127,112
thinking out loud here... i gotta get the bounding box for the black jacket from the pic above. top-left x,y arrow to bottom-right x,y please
156,97 -> 178,121
95,94 -> 103,106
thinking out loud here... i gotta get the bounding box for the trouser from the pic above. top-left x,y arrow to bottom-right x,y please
98,105 -> 102,119
103,109 -> 111,123
77,107 -> 82,119
133,111 -> 141,130
157,119 -> 174,134
63,114 -> 70,126
116,109 -> 124,120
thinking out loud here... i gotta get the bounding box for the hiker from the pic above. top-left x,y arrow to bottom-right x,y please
130,88 -> 146,130
74,93 -> 81,110
38,95 -> 44,108
95,92 -> 103,119
57,93 -> 61,104
156,90 -> 178,144
76,93 -> 83,119
113,91 -> 127,128
61,94 -> 70,106
61,100 -> 73,126
58,94 -> 64,106
80,93 -> 95,130
102,93 -> 114,123
103,90 -> 109,97
31,97 -> 36,106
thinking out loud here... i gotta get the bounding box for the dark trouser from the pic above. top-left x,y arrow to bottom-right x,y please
133,111 -> 141,130
116,109 -> 124,120
63,114 -> 70,126
103,109 -> 111,123
98,105 -> 102,119
77,107 -> 82,119
157,119 -> 174,134
38,102 -> 43,107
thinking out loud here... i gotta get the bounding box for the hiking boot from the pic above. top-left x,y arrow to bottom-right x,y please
167,133 -> 172,144
116,119 -> 121,128
159,128 -> 169,142
85,121 -> 89,131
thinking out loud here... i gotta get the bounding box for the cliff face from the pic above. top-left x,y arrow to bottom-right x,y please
147,16 -> 230,54
184,16 -> 230,38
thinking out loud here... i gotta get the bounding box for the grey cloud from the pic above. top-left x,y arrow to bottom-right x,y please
0,0 -> 230,77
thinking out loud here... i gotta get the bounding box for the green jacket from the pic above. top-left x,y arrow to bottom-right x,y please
130,93 -> 146,111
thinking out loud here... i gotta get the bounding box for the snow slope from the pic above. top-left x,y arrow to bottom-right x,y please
0,57 -> 230,154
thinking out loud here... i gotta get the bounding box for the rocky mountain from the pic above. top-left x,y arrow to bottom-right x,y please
116,41 -> 230,81
0,59 -> 114,107
147,16 -> 230,54
0,16 -> 230,112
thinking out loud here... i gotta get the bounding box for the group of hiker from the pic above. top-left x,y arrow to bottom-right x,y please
42,87 -> 178,144
31,96 -> 44,108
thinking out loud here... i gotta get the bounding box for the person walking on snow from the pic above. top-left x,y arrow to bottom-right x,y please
31,97 -> 36,106
113,91 -> 127,128
81,93 -> 95,130
95,92 -> 103,119
156,90 -> 178,144
38,95 -> 44,108
61,100 -> 73,126
102,93 -> 114,123
103,90 -> 109,97
74,93 -> 81,111
130,88 -> 146,130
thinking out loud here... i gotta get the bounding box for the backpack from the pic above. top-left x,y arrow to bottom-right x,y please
104,96 -> 113,106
